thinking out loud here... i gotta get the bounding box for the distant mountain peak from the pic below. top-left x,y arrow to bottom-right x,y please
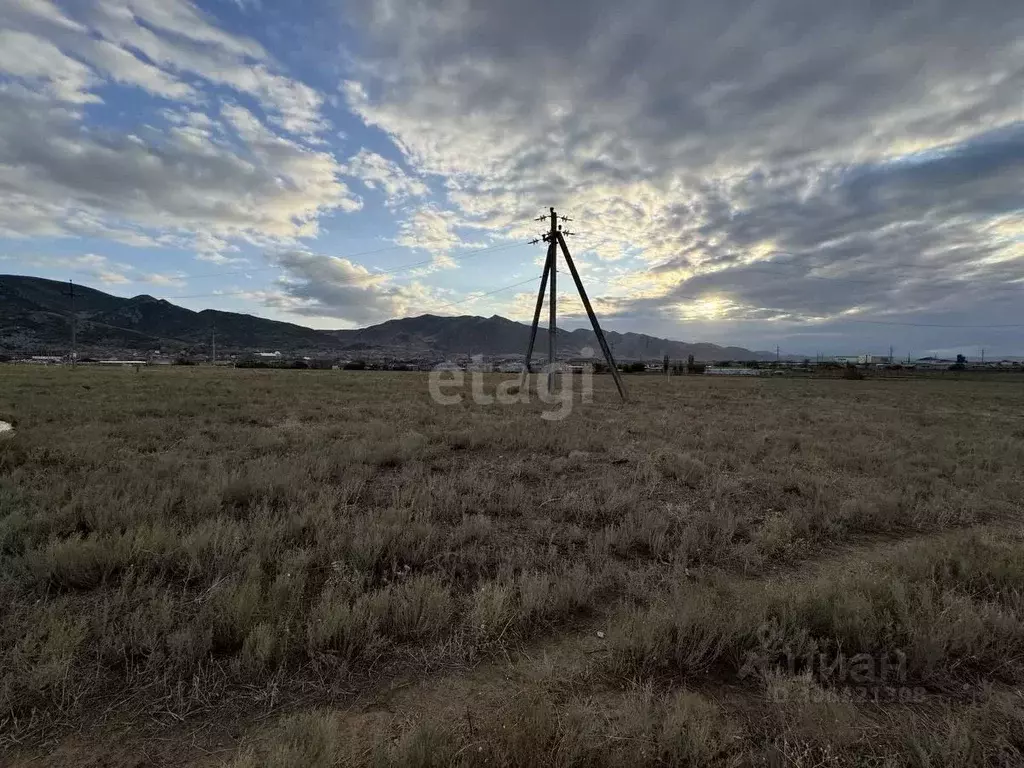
129,294 -> 175,307
0,274 -> 770,361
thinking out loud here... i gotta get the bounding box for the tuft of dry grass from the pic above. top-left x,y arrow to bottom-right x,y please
230,709 -> 340,768
1,366 -> 1023,764
229,684 -> 741,768
608,530 -> 1024,690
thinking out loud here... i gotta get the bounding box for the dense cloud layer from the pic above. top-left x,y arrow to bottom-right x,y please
344,0 -> 1024,349
2,0 -> 1021,350
258,250 -> 443,326
0,0 -> 359,250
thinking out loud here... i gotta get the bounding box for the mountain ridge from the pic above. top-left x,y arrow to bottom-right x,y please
0,274 -> 773,361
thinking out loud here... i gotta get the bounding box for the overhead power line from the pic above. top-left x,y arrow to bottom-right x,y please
839,318 -> 1024,329
428,242 -> 612,314
684,264 -> 1024,291
182,243 -> 410,280
55,226 -> 1023,332
578,274 -> 1024,330
62,239 -> 530,298
158,240 -> 531,301
431,276 -> 544,313
627,252 -> 1024,292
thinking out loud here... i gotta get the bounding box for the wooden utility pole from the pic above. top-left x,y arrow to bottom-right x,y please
211,327 -> 217,365
519,243 -> 554,391
522,207 -> 627,401
63,280 -> 77,367
547,207 -> 557,392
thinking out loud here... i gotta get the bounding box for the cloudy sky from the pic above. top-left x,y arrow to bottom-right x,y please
1,0 -> 1022,357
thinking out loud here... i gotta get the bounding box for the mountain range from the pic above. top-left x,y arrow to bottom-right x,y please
0,274 -> 772,361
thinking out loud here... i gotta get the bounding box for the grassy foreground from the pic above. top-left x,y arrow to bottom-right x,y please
2,366 -> 1024,766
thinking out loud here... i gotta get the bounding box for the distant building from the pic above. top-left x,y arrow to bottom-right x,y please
255,351 -> 282,358
705,367 -> 763,376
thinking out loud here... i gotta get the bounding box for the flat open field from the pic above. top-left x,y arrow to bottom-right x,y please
2,367 -> 1024,766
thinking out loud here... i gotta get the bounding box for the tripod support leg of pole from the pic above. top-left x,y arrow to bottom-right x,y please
557,233 -> 627,401
519,243 -> 555,392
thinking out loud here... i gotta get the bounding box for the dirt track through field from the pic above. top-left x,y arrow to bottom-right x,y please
3,367 -> 1024,766
12,522 -> 1024,767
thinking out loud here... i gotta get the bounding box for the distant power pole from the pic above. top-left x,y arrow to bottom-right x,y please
889,345 -> 894,364
664,353 -> 670,378
776,345 -> 780,364
63,280 -> 77,367
521,207 -> 626,401
981,348 -> 985,365
211,327 -> 217,365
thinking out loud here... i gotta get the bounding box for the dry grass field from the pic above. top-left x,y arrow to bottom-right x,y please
2,366 -> 1024,766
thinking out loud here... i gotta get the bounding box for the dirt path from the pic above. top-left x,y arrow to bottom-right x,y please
9,521 -> 1023,767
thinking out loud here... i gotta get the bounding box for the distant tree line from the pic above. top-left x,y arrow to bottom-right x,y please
232,358 -> 370,370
